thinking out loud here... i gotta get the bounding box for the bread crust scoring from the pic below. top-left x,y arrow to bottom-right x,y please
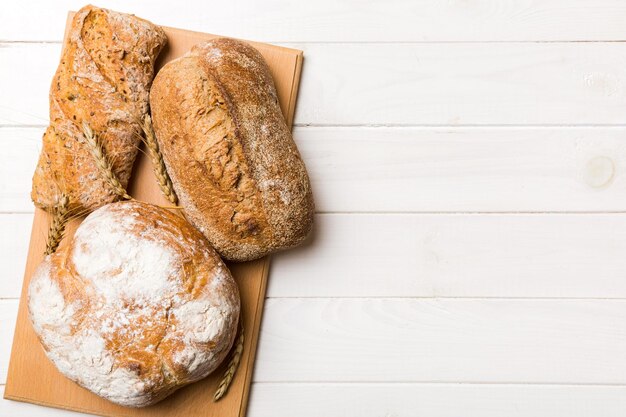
28,201 -> 240,407
31,5 -> 167,213
150,38 -> 314,261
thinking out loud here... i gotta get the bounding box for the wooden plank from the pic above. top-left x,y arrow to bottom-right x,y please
253,298 -> 626,384
0,300 -> 18,383
3,384 -> 626,417
0,215 -> 31,298
293,42 -> 626,125
0,387 -> 90,416
268,213 -> 626,298
5,43 -> 626,127
0,43 -> 58,126
4,126 -> 626,213
4,213 -> 626,299
248,383 -> 626,417
298,127 -> 626,212
3,383 -> 626,417
0,128 -> 41,212
3,15 -> 302,417
3,298 -> 626,384
3,0 -> 626,42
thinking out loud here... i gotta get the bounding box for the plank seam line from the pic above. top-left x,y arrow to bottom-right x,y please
247,381 -> 626,387
5,296 -> 626,301
294,123 -> 626,128
263,296 -> 626,301
9,123 -> 626,129
4,210 -> 626,215
315,211 -> 626,215
5,40 -> 626,45
3,382 -> 626,388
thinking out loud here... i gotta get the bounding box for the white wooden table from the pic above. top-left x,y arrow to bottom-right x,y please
3,1 -> 626,415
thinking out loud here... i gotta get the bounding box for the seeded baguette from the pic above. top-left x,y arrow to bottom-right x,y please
31,5 -> 166,213
149,38 -> 314,261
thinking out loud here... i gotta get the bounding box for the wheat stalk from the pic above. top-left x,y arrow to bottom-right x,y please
140,115 -> 178,205
214,317 -> 245,401
141,114 -> 245,399
44,194 -> 70,255
82,122 -> 132,201
139,114 -> 245,400
83,117 -> 242,399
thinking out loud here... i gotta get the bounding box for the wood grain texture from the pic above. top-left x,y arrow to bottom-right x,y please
0,215 -> 31,298
0,129 -> 41,211
4,127 -> 626,213
3,298 -> 626,385
0,301 -> 18,383
0,386 -> 90,416
3,0 -> 626,42
0,43 -> 57,126
4,213 -> 626,300
253,298 -> 626,384
248,383 -> 626,417
268,213 -> 626,298
296,127 -> 626,213
293,43 -> 626,125
5,42 -> 626,126
3,383 -> 626,417
3,16 -> 302,417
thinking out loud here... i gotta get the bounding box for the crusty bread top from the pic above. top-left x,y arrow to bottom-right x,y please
150,38 -> 314,261
28,201 -> 240,407
31,5 -> 166,213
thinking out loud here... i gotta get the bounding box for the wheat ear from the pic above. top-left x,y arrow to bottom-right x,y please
44,194 -> 70,255
82,122 -> 132,201
214,317 -> 245,401
140,115 -> 178,205
139,115 -> 243,400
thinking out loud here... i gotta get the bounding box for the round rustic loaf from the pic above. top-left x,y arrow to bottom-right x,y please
28,201 -> 240,407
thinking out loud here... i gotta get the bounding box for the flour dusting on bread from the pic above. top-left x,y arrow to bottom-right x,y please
28,201 -> 240,407
31,5 -> 167,214
72,209 -> 177,303
149,38 -> 314,261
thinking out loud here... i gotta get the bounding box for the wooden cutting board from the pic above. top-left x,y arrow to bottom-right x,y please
3,11 -> 303,417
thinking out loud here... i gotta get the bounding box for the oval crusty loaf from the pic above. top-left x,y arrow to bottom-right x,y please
31,6 -> 167,214
149,38 -> 314,261
28,201 -> 240,407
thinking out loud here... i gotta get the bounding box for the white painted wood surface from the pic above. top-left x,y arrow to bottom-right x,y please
4,384 -> 626,417
3,1 -> 626,416
4,213 -> 626,299
2,298 -> 626,383
3,0 -> 626,42
6,42 -> 626,126
4,127 -> 626,213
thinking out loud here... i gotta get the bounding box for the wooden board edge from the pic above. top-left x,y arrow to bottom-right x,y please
63,11 -> 304,56
4,211 -> 40,399
238,256 -> 271,417
2,393 -> 104,417
287,52 -> 304,129
159,25 -> 304,56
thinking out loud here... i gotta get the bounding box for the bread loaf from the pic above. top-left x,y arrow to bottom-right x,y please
149,38 -> 314,261
31,6 -> 166,214
28,201 -> 240,407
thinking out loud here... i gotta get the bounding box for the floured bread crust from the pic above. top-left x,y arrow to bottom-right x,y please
28,201 -> 240,407
150,38 -> 314,261
31,6 -> 167,213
